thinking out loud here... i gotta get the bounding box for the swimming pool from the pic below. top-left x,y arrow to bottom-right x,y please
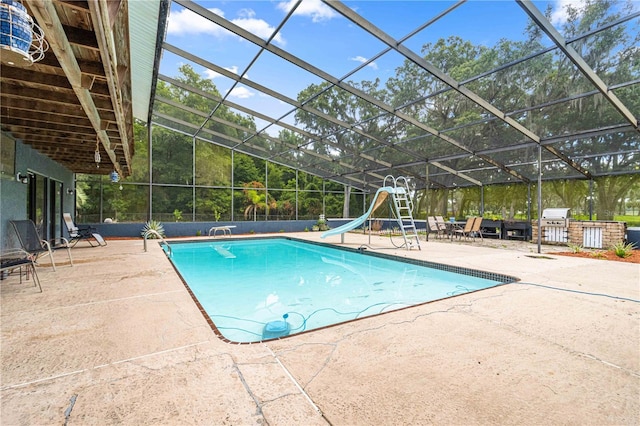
166,237 -> 518,343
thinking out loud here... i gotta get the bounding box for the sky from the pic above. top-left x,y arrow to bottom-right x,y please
159,0 -> 636,135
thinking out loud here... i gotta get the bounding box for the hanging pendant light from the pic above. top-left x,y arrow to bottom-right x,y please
94,137 -> 101,168
0,0 -> 48,66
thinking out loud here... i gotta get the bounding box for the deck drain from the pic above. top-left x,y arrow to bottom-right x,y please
525,255 -> 556,260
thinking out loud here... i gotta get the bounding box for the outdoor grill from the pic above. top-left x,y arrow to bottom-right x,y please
541,208 -> 571,243
541,208 -> 571,227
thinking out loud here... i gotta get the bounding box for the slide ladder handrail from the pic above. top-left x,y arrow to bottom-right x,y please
385,175 -> 421,251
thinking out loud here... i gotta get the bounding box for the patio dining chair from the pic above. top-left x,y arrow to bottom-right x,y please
435,216 -> 450,234
63,213 -> 107,247
427,216 -> 445,240
470,216 -> 484,241
9,220 -> 73,272
452,217 -> 476,241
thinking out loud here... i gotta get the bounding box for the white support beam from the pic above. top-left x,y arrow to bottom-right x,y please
431,161 -> 483,186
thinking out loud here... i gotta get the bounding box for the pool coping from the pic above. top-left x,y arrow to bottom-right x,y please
163,236 -> 520,344
3,236 -> 638,424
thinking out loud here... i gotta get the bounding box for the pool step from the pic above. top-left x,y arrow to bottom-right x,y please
212,245 -> 236,258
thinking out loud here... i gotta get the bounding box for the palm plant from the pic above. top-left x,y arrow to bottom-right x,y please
244,189 -> 267,221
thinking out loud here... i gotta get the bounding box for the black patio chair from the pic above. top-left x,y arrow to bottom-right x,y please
63,213 -> 107,247
0,248 -> 42,292
9,220 -> 73,271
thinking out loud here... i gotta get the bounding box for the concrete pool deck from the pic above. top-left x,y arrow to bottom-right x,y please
1,232 -> 638,425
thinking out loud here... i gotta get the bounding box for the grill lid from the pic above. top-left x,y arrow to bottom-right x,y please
542,208 -> 571,219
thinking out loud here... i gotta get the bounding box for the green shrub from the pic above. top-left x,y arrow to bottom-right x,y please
567,243 -> 583,253
611,241 -> 636,258
316,217 -> 329,231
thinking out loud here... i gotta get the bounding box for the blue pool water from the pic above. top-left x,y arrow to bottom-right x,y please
167,238 -> 515,343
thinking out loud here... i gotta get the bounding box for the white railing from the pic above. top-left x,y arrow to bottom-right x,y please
143,230 -> 172,257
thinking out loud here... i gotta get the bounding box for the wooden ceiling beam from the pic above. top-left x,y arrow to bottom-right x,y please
19,142 -> 95,154
1,83 -> 115,110
25,142 -> 116,153
107,0 -> 122,28
11,132 -> 96,145
29,0 -> 122,176
17,146 -> 124,164
4,126 -> 121,142
1,96 -> 85,117
88,0 -> 132,175
0,66 -> 72,88
8,127 -> 120,142
1,108 -> 93,128
62,24 -> 99,50
0,116 -> 94,132
38,52 -> 107,78
0,97 -> 117,121
1,66 -> 113,97
57,0 -> 90,13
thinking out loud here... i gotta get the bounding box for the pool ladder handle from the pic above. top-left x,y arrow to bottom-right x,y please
143,229 -> 172,257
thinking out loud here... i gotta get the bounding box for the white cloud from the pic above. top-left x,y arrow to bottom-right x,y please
277,0 -> 337,23
168,7 -> 285,46
203,66 -> 240,80
167,8 -> 226,36
350,56 -> 378,70
203,69 -> 220,80
549,0 -> 587,25
234,15 -> 286,45
229,86 -> 255,99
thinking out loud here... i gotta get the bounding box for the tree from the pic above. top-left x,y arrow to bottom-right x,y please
242,181 -> 276,221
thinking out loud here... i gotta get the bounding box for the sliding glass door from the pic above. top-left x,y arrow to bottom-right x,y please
27,173 -> 63,242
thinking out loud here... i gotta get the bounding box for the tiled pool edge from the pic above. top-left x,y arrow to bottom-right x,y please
290,236 -> 520,285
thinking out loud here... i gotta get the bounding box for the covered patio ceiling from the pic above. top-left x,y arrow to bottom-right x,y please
0,0 -> 164,177
153,0 -> 639,192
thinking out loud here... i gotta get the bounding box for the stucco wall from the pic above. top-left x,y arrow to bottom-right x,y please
1,139 -> 75,250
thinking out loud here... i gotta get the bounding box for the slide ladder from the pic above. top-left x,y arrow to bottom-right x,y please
384,175 -> 421,251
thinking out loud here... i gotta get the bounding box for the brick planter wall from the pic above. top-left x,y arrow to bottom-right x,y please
531,220 -> 627,249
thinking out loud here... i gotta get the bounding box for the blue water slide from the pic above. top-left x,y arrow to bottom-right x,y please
321,187 -> 395,239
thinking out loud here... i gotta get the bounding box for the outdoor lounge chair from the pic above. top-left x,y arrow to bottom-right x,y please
63,213 -> 107,247
0,248 -> 42,292
9,220 -> 73,272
